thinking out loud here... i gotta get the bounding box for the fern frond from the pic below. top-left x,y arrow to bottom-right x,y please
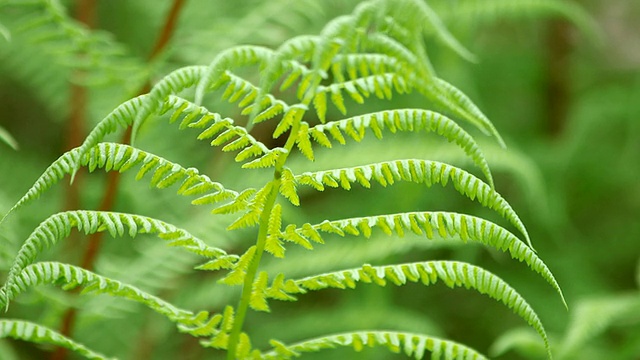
1,210 -> 231,305
558,292 -> 640,358
361,33 -> 426,77
75,96 -> 148,169
293,261 -> 549,354
1,142 -> 239,223
278,168 -> 300,206
436,0 -> 601,44
1,149 -> 77,223
310,109 -> 494,187
195,45 -> 274,104
1,0 -> 146,90
321,73 -> 401,106
333,53 -> 411,84
1,262 -> 198,323
287,211 -> 562,304
403,0 -> 477,62
412,78 -> 502,147
158,95 -> 283,166
145,65 -> 209,106
0,319 -> 112,360
265,203 -> 285,258
258,35 -> 318,98
249,271 -> 271,312
296,159 -> 530,246
219,246 -> 256,286
198,305 -> 235,349
263,330 -> 487,360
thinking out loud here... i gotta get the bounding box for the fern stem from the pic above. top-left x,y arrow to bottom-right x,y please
226,179 -> 279,360
227,120 -> 302,359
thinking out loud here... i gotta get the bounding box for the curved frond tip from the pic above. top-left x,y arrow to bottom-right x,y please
1,262 -> 198,325
1,210 -> 233,307
296,159 -> 531,247
288,211 -> 563,306
309,109 -> 495,187
292,261 -> 549,354
1,142 -> 238,223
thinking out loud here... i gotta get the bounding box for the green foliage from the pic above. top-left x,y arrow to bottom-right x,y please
0,320 -> 112,360
3,0 -> 632,359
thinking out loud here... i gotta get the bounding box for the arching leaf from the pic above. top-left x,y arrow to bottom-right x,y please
262,330 -> 488,360
0,320 -> 112,360
293,261 -> 549,355
296,159 -> 531,247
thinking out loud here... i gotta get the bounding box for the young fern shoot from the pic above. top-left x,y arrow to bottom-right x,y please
0,0 -> 565,359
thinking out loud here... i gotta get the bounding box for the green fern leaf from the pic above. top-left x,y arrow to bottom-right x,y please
295,121 -> 315,161
1,210 -> 231,305
422,78 -> 506,148
2,262 -> 197,323
272,104 -> 306,139
201,306 -> 236,349
195,45 -> 274,104
249,271 -> 270,312
130,65 -> 208,144
265,273 -> 301,301
177,311 -> 222,337
196,255 -> 241,272
242,148 -> 288,169
408,0 -> 477,62
278,168 -> 300,206
0,320 -> 112,360
558,293 -> 640,358
0,142 -> 239,225
220,246 -> 256,286
294,261 -> 549,354
212,188 -> 256,215
437,0 -> 601,45
253,99 -> 287,124
265,203 -> 285,258
293,211 -> 563,304
296,160 -> 531,247
77,94 -> 147,154
313,90 -> 327,123
262,330 -> 487,360
310,109 -> 495,187
362,33 -> 424,78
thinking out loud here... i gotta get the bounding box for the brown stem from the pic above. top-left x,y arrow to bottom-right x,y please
545,19 -> 572,137
148,0 -> 187,61
52,1 -> 188,359
51,1 -> 97,359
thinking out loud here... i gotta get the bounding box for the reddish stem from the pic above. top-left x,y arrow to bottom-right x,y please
545,19 -> 572,137
52,1 -> 187,359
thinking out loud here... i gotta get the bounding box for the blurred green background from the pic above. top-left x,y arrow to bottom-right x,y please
0,0 -> 639,359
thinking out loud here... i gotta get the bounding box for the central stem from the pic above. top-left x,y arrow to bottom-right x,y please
226,120 -> 301,359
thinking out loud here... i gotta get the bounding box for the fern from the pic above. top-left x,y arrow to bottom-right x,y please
263,331 -> 487,359
287,261 -> 549,350
0,0 -> 567,359
0,320 -> 112,360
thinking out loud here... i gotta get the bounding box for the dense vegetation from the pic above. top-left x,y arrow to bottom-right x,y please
1,1 -> 639,359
